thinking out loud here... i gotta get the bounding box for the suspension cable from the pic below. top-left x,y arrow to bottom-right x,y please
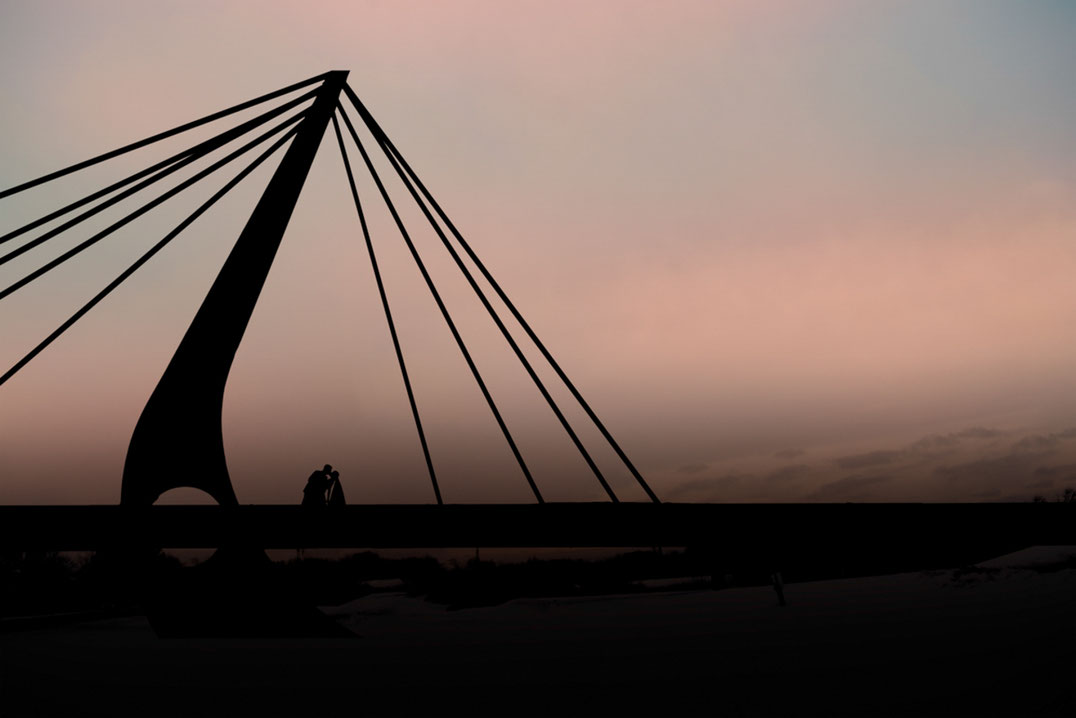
336,103 -> 544,504
0,87 -> 319,251
0,72 -> 328,200
0,110 -> 306,303
0,126 -> 300,388
344,85 -> 659,503
331,111 -> 443,505
350,108 -> 619,503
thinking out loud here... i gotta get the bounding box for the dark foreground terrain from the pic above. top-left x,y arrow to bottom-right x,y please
2,547 -> 1074,717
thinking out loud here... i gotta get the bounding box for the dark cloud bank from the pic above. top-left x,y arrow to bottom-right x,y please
666,426 -> 1076,502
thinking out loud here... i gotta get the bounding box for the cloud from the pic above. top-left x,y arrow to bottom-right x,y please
927,429 -> 1076,500
956,427 -> 1003,439
664,473 -> 748,500
1011,428 -> 1076,453
806,475 -> 891,501
1033,463 -> 1076,478
765,464 -> 810,484
935,454 -> 1038,484
835,450 -> 902,470
905,427 -> 1004,457
654,425 -> 1073,503
1031,464 -> 1076,491
826,426 -> 1008,481
905,434 -> 961,453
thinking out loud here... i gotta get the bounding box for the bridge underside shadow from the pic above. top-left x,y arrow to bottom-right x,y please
5,502 -> 1072,559
3,502 -> 1072,637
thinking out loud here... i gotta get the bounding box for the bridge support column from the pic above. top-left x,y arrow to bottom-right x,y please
122,71 -> 349,507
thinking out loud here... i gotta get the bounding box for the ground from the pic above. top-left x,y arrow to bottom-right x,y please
2,549 -> 1074,717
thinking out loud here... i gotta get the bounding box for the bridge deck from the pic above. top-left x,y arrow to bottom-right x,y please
1,504 -> 1072,559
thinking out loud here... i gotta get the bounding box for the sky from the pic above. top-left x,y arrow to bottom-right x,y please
1,0 -> 1075,505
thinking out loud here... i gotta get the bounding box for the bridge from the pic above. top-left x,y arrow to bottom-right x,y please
1,72 -> 1072,568
2,503 -> 1071,571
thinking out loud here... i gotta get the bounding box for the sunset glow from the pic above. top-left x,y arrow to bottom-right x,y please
1,1 -> 1074,505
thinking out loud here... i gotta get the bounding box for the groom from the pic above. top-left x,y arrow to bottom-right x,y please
301,464 -> 333,507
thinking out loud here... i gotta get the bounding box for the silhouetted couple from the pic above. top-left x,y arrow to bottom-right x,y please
302,464 -> 345,507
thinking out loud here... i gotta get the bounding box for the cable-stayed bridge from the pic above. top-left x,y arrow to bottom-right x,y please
1,71 -> 1070,562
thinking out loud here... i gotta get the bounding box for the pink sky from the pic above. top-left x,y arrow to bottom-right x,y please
1,1 -> 1075,504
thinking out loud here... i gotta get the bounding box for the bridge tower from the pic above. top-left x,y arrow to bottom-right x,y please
121,72 -> 348,506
